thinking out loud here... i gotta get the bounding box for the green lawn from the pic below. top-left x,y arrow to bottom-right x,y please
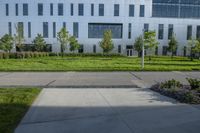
0,56 -> 199,71
0,88 -> 41,133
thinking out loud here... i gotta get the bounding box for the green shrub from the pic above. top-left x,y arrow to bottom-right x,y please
48,52 -> 123,57
182,92 -> 199,104
160,79 -> 182,89
3,53 -> 9,59
186,78 -> 200,90
0,53 -> 3,59
9,53 -> 16,59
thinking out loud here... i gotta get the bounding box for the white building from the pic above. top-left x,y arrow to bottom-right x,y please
0,0 -> 200,56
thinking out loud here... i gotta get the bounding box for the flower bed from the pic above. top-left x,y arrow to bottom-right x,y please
150,79 -> 200,104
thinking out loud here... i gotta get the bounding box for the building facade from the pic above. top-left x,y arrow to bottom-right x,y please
0,0 -> 200,56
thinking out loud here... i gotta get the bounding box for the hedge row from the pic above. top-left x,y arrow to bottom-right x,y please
0,52 -> 124,59
0,52 -> 49,59
49,53 -> 124,57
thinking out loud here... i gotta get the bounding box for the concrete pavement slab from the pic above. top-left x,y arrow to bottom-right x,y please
15,88 -> 200,133
0,72 -> 138,88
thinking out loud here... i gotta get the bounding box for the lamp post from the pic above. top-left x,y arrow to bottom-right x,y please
141,29 -> 145,70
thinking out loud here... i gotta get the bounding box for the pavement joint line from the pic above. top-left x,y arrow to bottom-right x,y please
97,89 -> 136,133
129,72 -> 142,80
45,80 -> 56,87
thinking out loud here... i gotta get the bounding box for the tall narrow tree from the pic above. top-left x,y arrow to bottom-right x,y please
14,23 -> 24,52
133,35 -> 143,57
144,31 -> 159,60
168,33 -> 178,58
99,30 -> 114,53
187,38 -> 198,61
69,36 -> 80,53
57,27 -> 70,57
32,34 -> 47,52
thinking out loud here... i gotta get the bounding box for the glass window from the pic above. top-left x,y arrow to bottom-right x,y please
8,22 -> 12,36
187,25 -> 192,40
118,45 -> 121,53
78,4 -> 84,16
50,3 -> 53,16
114,4 -> 119,16
53,22 -> 56,38
183,46 -> 187,56
78,45 -> 84,53
93,45 -> 96,53
144,23 -> 149,32
63,22 -> 66,28
168,24 -> 173,39
23,4 -> 28,16
15,4 -> 18,16
140,5 -> 145,17
152,0 -> 200,18
162,46 -> 168,55
158,24 -> 164,39
28,22 -> 31,38
58,3 -> 63,16
91,4 -> 94,16
6,4 -> 9,16
128,23 -> 132,39
155,46 -> 158,55
88,23 -> 123,39
71,4 -> 74,16
129,5 -> 134,17
18,22 -> 24,37
73,22 -> 79,38
43,22 -> 48,38
196,25 -> 200,39
38,3 -> 43,16
99,4 -> 104,16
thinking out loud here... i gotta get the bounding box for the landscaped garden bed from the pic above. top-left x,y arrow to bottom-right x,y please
150,78 -> 200,104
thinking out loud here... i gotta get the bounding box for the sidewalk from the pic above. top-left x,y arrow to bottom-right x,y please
15,88 -> 200,133
0,71 -> 199,88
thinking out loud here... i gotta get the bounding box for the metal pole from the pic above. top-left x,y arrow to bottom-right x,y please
141,29 -> 145,70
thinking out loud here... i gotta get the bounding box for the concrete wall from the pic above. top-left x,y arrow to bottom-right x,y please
0,0 -> 199,56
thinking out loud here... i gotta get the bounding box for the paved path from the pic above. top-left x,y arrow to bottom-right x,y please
15,88 -> 200,133
0,72 -> 199,88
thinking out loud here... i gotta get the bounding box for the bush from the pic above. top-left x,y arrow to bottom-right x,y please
3,53 -> 9,59
186,78 -> 200,90
160,79 -> 182,89
182,92 -> 200,104
0,53 -> 3,59
0,52 -> 49,59
48,52 -> 124,57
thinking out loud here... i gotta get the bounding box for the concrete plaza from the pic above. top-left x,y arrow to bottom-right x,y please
15,88 -> 200,133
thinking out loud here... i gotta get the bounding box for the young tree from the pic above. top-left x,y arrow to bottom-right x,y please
32,34 -> 47,52
0,34 -> 13,52
144,31 -> 159,60
14,23 -> 24,52
57,27 -> 70,57
194,39 -> 200,59
99,30 -> 114,53
168,33 -> 178,58
187,38 -> 198,61
69,36 -> 80,53
133,35 -> 143,57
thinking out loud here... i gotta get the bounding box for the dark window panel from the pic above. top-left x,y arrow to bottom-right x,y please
88,23 -> 123,39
